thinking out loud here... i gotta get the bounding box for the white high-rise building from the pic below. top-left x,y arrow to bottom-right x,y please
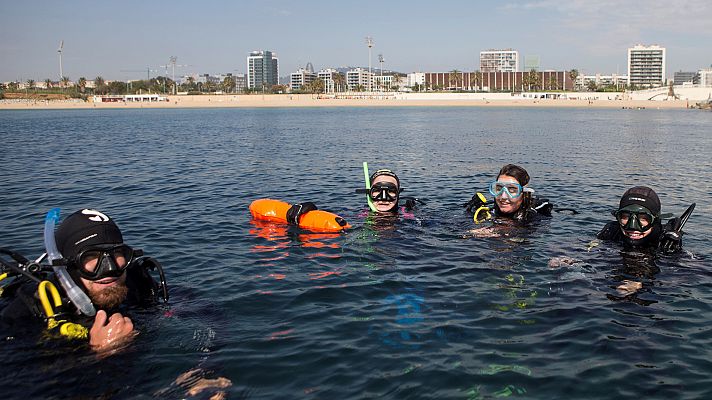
480,49 -> 519,73
627,45 -> 666,88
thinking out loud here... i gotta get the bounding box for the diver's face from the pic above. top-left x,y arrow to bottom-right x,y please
371,175 -> 399,213
80,255 -> 129,309
620,225 -> 653,241
494,174 -> 524,214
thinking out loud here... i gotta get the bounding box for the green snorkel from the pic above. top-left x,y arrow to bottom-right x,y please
363,162 -> 377,212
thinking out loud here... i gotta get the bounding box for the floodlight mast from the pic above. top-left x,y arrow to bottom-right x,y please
57,40 -> 64,80
366,37 -> 373,92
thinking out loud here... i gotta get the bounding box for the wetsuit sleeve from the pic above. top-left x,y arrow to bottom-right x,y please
0,282 -> 43,325
532,198 -> 553,217
597,221 -> 621,240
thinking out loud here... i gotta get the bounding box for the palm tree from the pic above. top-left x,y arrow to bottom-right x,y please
44,79 -> 53,90
448,69 -> 462,90
471,70 -> 482,92
222,76 -> 236,93
94,76 -> 105,94
78,77 -> 87,93
568,69 -> 579,91
548,76 -> 558,91
333,73 -> 346,93
60,76 -> 70,90
26,79 -> 36,90
186,76 -> 196,91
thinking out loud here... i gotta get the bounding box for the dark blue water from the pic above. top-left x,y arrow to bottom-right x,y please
1,107 -> 711,399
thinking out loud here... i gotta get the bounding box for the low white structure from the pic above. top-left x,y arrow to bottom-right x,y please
92,94 -> 168,102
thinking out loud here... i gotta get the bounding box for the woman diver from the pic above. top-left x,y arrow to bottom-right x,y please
464,164 -> 553,224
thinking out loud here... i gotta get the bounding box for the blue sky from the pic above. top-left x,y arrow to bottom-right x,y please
1,0 -> 710,82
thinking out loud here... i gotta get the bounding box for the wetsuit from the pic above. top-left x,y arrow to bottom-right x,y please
597,217 -> 683,253
493,196 -> 554,223
1,260 -> 160,331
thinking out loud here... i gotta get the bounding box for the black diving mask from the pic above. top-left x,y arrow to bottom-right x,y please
72,244 -> 142,281
369,182 -> 401,202
615,204 -> 656,232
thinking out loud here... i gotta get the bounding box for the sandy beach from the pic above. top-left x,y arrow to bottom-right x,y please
0,93 -> 693,110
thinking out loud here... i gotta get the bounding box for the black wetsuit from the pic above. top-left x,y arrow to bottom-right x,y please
493,196 -> 554,223
1,261 -> 160,330
597,217 -> 683,252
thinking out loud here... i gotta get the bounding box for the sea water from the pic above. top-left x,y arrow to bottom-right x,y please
1,107 -> 711,399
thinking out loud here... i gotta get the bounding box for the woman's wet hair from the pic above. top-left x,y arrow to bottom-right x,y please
497,164 -> 530,186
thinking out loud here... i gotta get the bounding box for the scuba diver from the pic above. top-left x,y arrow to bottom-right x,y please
463,164 -> 554,224
357,162 -> 422,216
0,208 -> 168,352
597,186 -> 693,254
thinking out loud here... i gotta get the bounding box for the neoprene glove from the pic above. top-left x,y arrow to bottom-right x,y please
659,230 -> 683,254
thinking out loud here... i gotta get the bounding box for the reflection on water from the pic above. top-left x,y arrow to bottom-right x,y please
1,107 -> 712,399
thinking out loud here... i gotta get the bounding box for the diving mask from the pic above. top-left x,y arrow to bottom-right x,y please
489,181 -> 523,199
615,204 -> 656,232
71,244 -> 141,281
369,182 -> 400,202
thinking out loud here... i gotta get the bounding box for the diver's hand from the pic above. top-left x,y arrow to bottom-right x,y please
464,194 -> 486,214
89,310 -> 135,352
660,230 -> 683,254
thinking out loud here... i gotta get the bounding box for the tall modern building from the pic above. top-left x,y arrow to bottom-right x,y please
480,49 -> 519,73
247,50 -> 279,90
627,45 -> 666,88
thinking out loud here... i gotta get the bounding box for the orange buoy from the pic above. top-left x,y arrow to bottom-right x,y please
249,199 -> 351,233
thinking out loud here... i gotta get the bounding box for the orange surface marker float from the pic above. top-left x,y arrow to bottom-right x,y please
249,199 -> 351,233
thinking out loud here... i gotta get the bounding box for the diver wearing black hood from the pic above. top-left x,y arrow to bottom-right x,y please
1,209 -> 167,350
597,186 -> 687,253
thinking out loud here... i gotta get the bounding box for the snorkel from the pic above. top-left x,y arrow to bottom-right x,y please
44,208 -> 96,316
363,162 -> 377,212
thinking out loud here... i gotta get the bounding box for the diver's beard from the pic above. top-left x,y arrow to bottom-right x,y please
88,284 -> 129,309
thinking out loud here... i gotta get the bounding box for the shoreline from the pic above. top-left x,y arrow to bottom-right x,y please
0,94 -> 693,110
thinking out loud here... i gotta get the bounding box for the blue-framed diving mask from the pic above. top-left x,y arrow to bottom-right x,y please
489,181 -> 523,199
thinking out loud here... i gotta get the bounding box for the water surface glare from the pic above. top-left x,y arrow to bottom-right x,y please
1,107 -> 711,399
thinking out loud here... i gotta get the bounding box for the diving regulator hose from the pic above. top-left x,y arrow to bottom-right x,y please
44,208 -> 96,316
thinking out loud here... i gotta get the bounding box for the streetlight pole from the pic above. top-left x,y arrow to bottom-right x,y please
378,54 -> 384,92
366,36 -> 373,92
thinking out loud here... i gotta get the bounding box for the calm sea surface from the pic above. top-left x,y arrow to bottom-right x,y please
1,107 -> 711,399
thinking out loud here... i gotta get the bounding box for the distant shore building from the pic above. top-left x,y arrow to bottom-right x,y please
407,72 -> 425,88
247,50 -> 279,90
317,68 -> 342,92
346,68 -> 373,91
424,70 -> 573,92
480,49 -> 519,73
576,74 -> 628,90
673,71 -> 698,85
627,45 -> 665,88
699,68 -> 712,87
290,68 -> 317,91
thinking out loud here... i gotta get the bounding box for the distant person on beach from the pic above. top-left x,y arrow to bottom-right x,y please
1,209 -> 167,353
596,186 -> 689,253
464,164 -> 553,224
